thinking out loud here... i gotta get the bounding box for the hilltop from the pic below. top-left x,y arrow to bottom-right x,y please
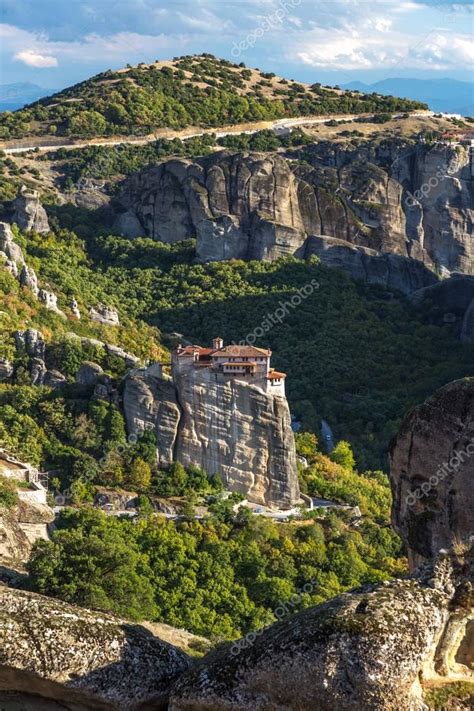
0,54 -> 427,141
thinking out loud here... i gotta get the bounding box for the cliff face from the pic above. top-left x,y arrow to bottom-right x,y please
123,364 -> 300,509
114,140 -> 473,287
389,378 -> 474,571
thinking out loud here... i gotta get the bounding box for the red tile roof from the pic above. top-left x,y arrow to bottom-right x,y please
267,370 -> 286,380
211,345 -> 271,357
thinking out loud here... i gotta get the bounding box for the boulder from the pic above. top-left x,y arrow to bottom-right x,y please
89,304 -> 120,326
75,361 -> 104,387
70,297 -> 81,319
0,586 -> 191,710
390,378 -> 474,570
38,288 -> 65,317
0,359 -> 13,382
11,185 -> 50,234
43,369 -> 67,389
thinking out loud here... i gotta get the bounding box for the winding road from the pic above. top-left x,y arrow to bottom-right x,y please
0,111 -> 434,155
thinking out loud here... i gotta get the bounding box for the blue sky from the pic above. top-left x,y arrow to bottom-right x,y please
0,0 -> 473,90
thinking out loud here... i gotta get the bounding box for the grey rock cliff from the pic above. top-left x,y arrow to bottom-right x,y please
389,377 -> 474,571
115,139 -> 473,285
174,365 -> 299,508
124,363 -> 300,509
11,185 -> 50,234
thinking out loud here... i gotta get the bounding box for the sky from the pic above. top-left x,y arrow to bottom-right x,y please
0,0 -> 473,90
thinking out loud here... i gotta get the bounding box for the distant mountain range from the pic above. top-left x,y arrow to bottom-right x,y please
0,83 -> 54,111
343,78 -> 473,116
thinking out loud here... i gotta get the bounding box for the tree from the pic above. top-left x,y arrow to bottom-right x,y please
330,441 -> 355,470
27,509 -> 157,621
127,457 -> 152,491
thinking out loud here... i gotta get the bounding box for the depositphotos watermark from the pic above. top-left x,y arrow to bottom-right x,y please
230,577 -> 317,656
239,278 -> 319,346
405,437 -> 474,508
231,0 -> 301,58
405,155 -> 462,208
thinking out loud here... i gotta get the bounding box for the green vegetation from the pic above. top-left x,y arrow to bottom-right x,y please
0,475 -> 18,509
424,682 -> 474,710
28,437 -> 404,638
0,54 -> 426,140
43,129 -> 312,186
1,220 -> 472,470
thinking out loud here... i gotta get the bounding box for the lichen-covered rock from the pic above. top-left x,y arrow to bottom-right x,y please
11,185 -> 50,234
170,549 -> 472,711
390,378 -> 474,571
0,586 -> 191,710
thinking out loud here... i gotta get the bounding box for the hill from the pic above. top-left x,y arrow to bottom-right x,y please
343,77 -> 474,116
0,54 -> 427,141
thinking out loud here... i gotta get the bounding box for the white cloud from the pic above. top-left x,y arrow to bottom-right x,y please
14,49 -> 58,67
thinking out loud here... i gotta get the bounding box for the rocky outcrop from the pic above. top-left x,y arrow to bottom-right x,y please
390,378 -> 474,571
115,139 -> 473,282
174,365 -> 299,509
0,586 -> 191,710
89,303 -> 120,326
14,329 -> 45,359
0,359 -> 13,381
0,221 -> 25,272
124,362 -> 300,509
11,185 -> 50,234
38,288 -> 65,317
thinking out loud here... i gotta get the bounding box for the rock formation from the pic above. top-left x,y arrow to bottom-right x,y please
11,185 -> 50,234
124,349 -> 300,509
0,586 -> 191,710
89,303 -> 120,326
389,377 -> 474,571
114,139 -> 473,286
